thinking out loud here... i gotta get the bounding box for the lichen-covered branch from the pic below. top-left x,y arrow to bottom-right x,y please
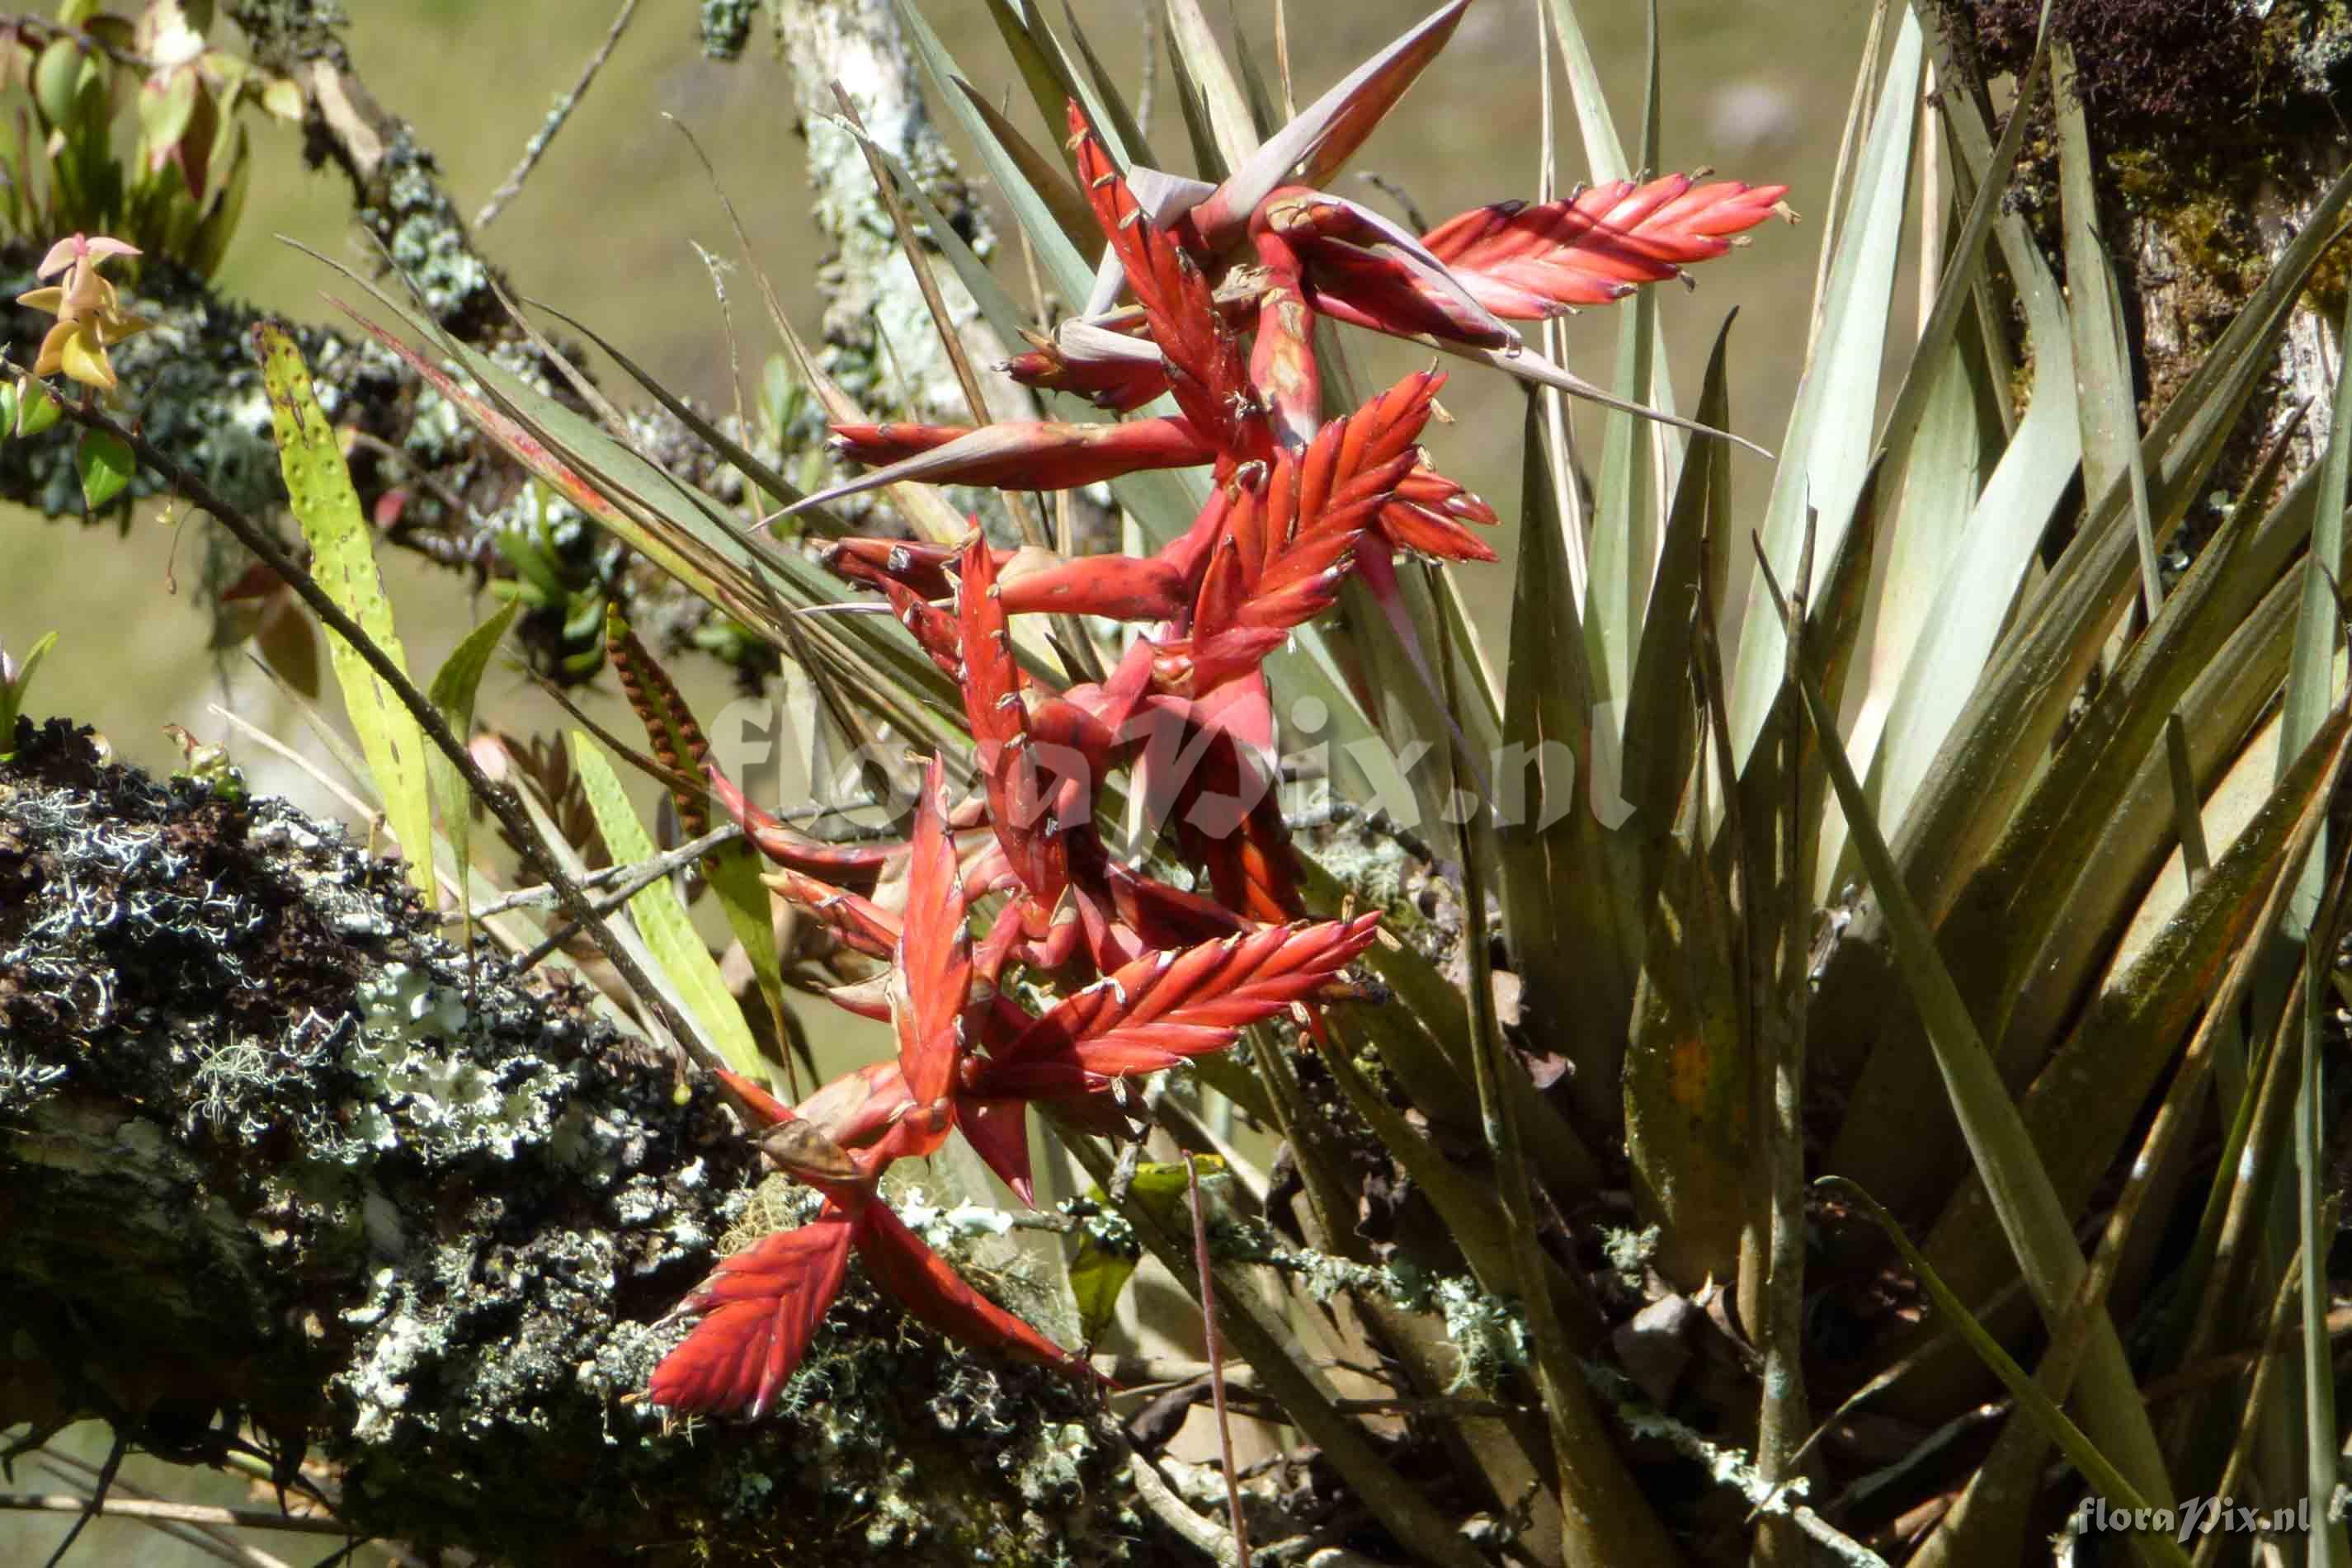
0,720 -> 1143,1566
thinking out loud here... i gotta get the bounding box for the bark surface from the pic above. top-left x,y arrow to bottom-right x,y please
0,718 -> 1135,1566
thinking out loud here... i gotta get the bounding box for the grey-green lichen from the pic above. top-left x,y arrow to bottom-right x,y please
700,0 -> 766,59
0,720 -> 1152,1565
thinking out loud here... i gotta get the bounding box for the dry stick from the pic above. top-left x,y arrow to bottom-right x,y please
7,1495 -> 291,1568
37,1429 -> 124,1568
459,822 -> 742,918
3,1493 -> 347,1539
1122,1449 -> 1237,1566
7,360 -> 722,1078
1583,1366 -> 1891,1568
31,1447 -> 304,1568
475,0 -> 641,230
510,824 -> 743,973
2139,1302 -> 2352,1403
1184,1152 -> 1253,1568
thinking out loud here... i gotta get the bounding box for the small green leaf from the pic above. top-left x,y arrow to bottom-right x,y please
0,629 -> 59,758
1068,1160 -> 1225,1344
31,36 -> 86,128
1067,1223 -> 1139,1344
138,65 -> 200,154
74,427 -> 134,509
703,842 -> 794,1096
16,378 -> 60,438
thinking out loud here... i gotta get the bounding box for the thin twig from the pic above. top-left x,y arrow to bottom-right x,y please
1354,172 -> 1429,235
511,822 -> 742,972
458,822 -> 742,918
1185,1152 -> 1254,1568
475,0 -> 640,230
4,1492 -> 348,1538
6,356 -> 719,1075
26,1453 -> 298,1568
38,1429 -> 124,1568
0,11 -> 156,71
1586,1365 -> 1891,1568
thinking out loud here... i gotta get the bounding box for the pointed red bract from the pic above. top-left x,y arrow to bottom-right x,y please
1068,103 -> 1268,469
856,1203 -> 1106,1379
892,756 -> 973,1123
649,1209 -> 857,1419
1420,174 -> 1794,314
958,538 -> 1072,924
996,914 -> 1381,1077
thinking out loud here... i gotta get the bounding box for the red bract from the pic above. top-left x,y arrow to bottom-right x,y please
1417,175 -> 1797,314
650,751 -> 1379,1416
653,0 -> 1788,1423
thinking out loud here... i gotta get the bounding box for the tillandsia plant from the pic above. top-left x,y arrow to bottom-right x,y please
645,52 -> 1784,1408
112,0 -> 2352,1560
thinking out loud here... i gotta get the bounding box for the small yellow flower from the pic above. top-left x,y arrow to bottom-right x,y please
17,233 -> 152,394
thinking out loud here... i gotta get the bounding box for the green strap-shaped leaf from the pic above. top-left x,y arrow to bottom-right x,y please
255,321 -> 437,902
568,731 -> 765,1081
2278,289 -> 2352,939
1727,5 -> 1922,763
704,839 -> 794,1096
427,597 -> 521,942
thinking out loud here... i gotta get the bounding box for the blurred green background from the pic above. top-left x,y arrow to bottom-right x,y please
4,2 -> 1864,1557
